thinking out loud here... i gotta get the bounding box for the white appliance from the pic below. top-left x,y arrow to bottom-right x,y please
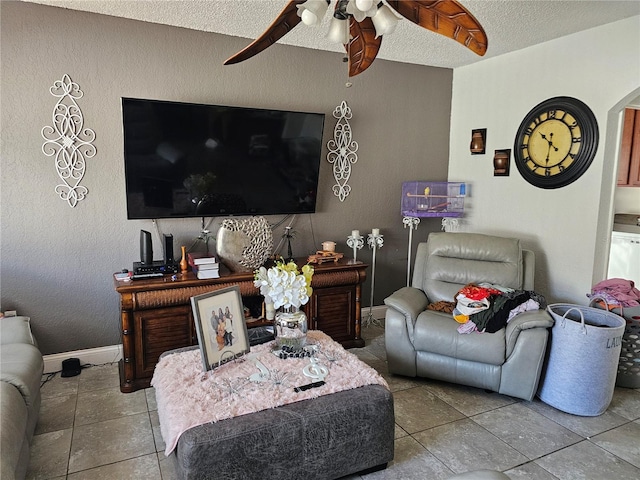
607,231 -> 640,284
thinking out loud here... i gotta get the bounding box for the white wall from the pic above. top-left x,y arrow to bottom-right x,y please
449,16 -> 640,304
615,187 -> 640,214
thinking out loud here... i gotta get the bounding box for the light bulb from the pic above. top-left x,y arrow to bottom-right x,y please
355,0 -> 374,11
296,0 -> 329,25
301,9 -> 318,25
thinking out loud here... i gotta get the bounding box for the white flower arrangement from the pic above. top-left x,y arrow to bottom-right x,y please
254,258 -> 314,310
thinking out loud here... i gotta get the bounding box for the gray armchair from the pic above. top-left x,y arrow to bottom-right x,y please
384,232 -> 553,401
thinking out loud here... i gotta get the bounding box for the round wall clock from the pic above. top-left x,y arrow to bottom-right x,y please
513,96 -> 599,189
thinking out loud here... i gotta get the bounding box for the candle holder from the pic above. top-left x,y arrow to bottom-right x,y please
364,230 -> 384,328
402,216 -> 420,286
346,230 -> 364,264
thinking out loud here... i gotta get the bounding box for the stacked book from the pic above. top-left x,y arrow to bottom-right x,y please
187,252 -> 220,279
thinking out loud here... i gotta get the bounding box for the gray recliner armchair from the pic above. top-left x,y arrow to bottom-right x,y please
384,232 -> 554,401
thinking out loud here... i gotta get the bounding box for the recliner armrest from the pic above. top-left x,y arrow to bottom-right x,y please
505,309 -> 554,357
384,287 -> 429,328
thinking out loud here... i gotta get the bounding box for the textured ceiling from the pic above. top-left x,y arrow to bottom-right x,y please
25,0 -> 640,69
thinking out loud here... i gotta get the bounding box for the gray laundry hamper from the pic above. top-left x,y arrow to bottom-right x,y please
537,303 -> 626,416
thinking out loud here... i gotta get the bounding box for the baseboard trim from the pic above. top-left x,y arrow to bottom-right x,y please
43,306 -> 387,373
43,345 -> 122,374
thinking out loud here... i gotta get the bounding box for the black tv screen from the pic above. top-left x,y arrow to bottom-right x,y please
121,98 -> 325,219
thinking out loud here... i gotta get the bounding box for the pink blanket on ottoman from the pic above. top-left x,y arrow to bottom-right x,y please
151,330 -> 388,455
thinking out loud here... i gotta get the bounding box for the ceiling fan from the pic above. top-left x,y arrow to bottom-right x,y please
224,0 -> 488,77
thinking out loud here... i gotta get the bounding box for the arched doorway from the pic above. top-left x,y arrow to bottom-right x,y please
593,88 -> 640,284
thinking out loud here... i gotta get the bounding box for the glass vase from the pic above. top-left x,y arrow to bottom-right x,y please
265,301 -> 276,321
274,306 -> 308,349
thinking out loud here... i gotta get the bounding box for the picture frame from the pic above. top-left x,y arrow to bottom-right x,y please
190,286 -> 250,372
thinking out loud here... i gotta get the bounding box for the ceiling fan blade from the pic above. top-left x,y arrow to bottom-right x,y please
386,0 -> 488,56
346,17 -> 382,77
224,0 -> 305,65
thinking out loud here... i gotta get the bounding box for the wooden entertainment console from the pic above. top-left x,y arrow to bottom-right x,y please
114,259 -> 367,393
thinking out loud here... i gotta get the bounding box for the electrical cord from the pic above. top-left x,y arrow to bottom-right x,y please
273,215 -> 296,257
153,214 -> 314,259
154,217 -> 219,255
40,349 -> 121,388
39,360 -> 119,387
307,214 -> 317,254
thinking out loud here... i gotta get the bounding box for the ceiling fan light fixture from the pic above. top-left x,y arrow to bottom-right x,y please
345,0 -> 377,22
300,9 -> 319,25
371,3 -> 398,38
327,16 -> 350,44
297,0 -> 330,26
355,0 -> 374,11
224,0 -> 487,78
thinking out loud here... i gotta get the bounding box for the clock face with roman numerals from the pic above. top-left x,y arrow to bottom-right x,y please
514,96 -> 598,189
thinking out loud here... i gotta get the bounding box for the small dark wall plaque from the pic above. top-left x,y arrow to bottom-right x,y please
494,149 -> 511,176
470,128 -> 486,154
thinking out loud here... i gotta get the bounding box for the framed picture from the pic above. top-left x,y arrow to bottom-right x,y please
190,286 -> 250,371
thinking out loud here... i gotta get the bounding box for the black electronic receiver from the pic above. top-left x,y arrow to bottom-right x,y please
132,261 -> 178,275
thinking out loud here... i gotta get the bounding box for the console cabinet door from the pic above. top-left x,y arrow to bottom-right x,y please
309,286 -> 355,344
134,306 -> 195,379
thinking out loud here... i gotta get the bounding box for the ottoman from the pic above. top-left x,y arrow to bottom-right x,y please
154,333 -> 394,480
174,384 -> 394,480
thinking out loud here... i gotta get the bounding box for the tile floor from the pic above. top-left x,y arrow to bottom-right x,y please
28,324 -> 640,479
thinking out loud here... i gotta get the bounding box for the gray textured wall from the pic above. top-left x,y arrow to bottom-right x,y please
0,1 -> 452,355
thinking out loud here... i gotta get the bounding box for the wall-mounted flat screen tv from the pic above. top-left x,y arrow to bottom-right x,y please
121,97 -> 325,219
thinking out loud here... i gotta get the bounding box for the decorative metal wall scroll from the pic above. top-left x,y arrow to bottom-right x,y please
41,74 -> 96,208
327,101 -> 358,202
